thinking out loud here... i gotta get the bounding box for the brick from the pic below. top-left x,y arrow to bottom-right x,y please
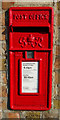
0,41 -> 2,58
0,98 -> 2,110
3,112 -> 20,118
0,26 -> 2,40
58,87 -> 60,96
25,111 -> 40,119
0,2 -> 2,11
2,85 -> 7,97
58,12 -> 60,26
0,27 -> 6,41
0,12 -> 2,26
0,71 -> 2,83
0,71 -> 7,84
2,99 -> 7,110
2,72 -> 7,84
54,12 -> 58,26
43,110 -> 58,118
2,42 -> 6,58
0,59 -> 6,71
57,2 -> 60,10
54,57 -> 60,70
20,111 -> 26,118
58,28 -> 60,44
2,42 -> 6,51
16,1 -> 53,4
2,27 -> 6,40
0,84 -> 2,97
55,71 -> 60,84
2,2 -> 14,10
2,12 -> 5,26
53,100 -> 60,109
0,112 -> 2,119
56,45 -> 60,56
54,85 -> 57,97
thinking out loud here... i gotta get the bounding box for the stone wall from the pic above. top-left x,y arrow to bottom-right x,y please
0,0 -> 60,119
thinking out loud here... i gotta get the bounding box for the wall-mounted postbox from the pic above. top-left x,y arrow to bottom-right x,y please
9,7 -> 54,110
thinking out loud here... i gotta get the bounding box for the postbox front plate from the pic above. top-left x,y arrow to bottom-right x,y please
9,7 -> 54,110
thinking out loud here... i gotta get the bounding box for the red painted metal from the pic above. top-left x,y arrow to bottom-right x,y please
9,7 -> 54,110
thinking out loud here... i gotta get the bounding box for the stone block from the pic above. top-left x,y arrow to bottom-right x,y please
54,57 -> 60,70
57,2 -> 60,10
0,12 -> 2,26
2,2 -> 14,10
0,59 -> 6,71
3,112 -> 20,118
0,41 -> 2,58
0,26 -> 2,40
2,99 -> 7,110
58,12 -> 60,26
0,112 -> 2,119
2,71 -> 7,84
2,12 -> 5,26
56,45 -> 60,56
43,109 -> 59,118
2,85 -> 7,97
25,111 -> 40,119
2,41 -> 6,58
0,71 -> 2,83
53,100 -> 60,109
0,98 -> 2,110
0,84 -> 2,97
55,71 -> 60,84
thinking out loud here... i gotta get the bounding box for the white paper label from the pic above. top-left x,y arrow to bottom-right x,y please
22,62 -> 38,93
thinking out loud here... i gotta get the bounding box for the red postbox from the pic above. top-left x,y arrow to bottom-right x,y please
9,7 -> 54,110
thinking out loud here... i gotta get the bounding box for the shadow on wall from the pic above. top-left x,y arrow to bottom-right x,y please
5,9 -> 11,110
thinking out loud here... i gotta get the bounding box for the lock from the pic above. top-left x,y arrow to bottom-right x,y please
9,7 -> 54,110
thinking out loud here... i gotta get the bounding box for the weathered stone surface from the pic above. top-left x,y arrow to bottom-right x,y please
2,27 -> 6,40
2,42 -> 6,51
0,12 -> 2,26
2,41 -> 6,58
2,99 -> 7,110
58,87 -> 60,96
53,100 -> 60,109
58,12 -> 60,26
2,12 -> 5,26
54,84 -> 58,98
0,71 -> 7,84
0,26 -> 2,40
56,45 -> 60,56
58,28 -> 60,44
2,71 -> 7,84
43,109 -> 59,118
0,41 -> 2,58
2,11 -> 9,27
54,57 -> 60,70
0,59 -> 6,70
2,2 -> 14,10
0,84 -> 2,97
25,111 -> 40,119
0,112 -> 2,119
0,27 -> 6,40
57,2 -> 60,10
2,85 -> 7,97
3,112 -> 20,118
0,98 -> 2,110
55,71 -> 60,84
